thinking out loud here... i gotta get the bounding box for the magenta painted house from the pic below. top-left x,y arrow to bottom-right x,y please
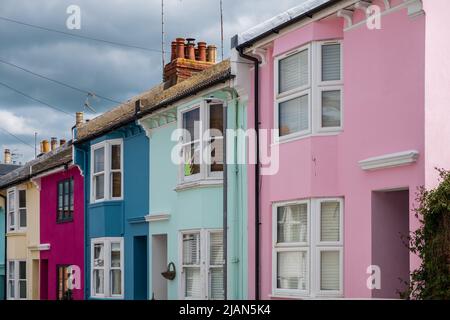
232,0 -> 450,299
36,145 -> 84,300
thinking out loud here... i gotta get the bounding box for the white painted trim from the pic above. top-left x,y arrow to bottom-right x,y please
145,213 -> 171,223
174,179 -> 222,192
28,243 -> 51,251
90,237 -> 124,299
272,198 -> 344,298
90,139 -> 124,203
358,150 -> 419,171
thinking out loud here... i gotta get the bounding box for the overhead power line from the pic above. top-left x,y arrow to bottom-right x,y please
0,57 -> 122,105
0,80 -> 72,116
0,15 -> 163,53
0,127 -> 36,150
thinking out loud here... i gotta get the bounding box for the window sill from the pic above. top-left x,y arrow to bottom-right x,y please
88,200 -> 123,209
269,293 -> 344,300
175,179 -> 223,192
6,231 -> 26,237
275,130 -> 342,146
57,218 -> 74,224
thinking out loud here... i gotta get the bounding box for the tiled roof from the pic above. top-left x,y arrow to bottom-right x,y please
0,143 -> 73,190
75,59 -> 232,142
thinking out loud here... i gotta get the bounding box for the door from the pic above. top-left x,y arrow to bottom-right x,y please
133,236 -> 148,300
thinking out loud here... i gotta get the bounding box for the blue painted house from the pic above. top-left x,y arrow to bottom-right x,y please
73,114 -> 150,300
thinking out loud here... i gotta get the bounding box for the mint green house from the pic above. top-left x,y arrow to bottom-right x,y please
139,52 -> 247,300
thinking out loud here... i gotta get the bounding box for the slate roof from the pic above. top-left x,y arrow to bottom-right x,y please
0,143 -> 73,190
75,59 -> 232,143
233,0 -> 337,49
0,164 -> 21,176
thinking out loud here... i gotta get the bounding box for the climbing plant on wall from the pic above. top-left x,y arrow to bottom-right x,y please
402,169 -> 450,299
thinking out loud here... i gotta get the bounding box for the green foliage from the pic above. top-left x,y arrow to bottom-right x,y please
402,169 -> 450,299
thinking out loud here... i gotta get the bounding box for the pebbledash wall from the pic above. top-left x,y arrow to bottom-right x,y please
74,122 -> 150,300
236,0 -> 450,299
39,166 -> 84,300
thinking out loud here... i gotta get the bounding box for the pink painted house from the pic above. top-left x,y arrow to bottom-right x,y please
232,0 -> 450,299
34,144 -> 84,300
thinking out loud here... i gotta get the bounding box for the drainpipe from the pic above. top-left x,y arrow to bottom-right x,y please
237,47 -> 260,300
223,101 -> 228,300
1,193 -> 6,300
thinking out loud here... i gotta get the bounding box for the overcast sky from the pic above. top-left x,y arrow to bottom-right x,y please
0,0 -> 302,163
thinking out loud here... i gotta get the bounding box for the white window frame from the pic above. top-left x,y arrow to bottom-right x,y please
274,40 -> 343,143
179,229 -> 224,300
90,237 -> 124,299
7,260 -> 27,300
272,198 -> 344,298
6,187 -> 27,232
177,100 -> 224,185
90,139 -> 123,203
274,44 -> 312,142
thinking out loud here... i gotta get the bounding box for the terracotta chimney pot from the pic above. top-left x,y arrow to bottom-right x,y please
51,137 -> 58,151
176,38 -> 186,59
171,41 -> 177,61
198,42 -> 207,62
59,139 -> 67,147
207,45 -> 217,63
76,112 -> 84,127
41,140 -> 50,153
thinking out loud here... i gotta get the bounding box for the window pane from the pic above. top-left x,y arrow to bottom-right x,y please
8,212 -> 15,230
209,104 -> 223,135
277,251 -> 307,290
8,280 -> 15,298
322,44 -> 341,81
279,49 -> 309,93
111,270 -> 122,295
321,201 -> 340,242
111,172 -> 122,198
19,262 -> 26,279
8,261 -> 15,279
70,179 -> 74,212
111,145 -> 121,170
210,268 -> 224,299
8,192 -> 15,211
321,90 -> 341,128
19,209 -> 27,228
19,190 -> 26,208
111,243 -> 121,268
94,147 -> 105,173
277,204 -> 308,243
94,270 -> 104,294
210,232 -> 223,265
183,108 -> 200,143
183,143 -> 200,176
94,244 -> 104,267
183,233 -> 200,265
279,94 -> 309,136
94,174 -> 105,200
19,280 -> 27,299
320,251 -> 340,291
185,268 -> 201,298
209,137 -> 223,172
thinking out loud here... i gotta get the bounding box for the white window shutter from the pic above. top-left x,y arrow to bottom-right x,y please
320,251 -> 340,291
279,49 -> 309,93
322,44 -> 341,81
320,201 -> 340,242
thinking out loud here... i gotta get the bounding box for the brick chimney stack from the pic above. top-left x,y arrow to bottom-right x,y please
163,38 -> 217,88
4,149 -> 11,164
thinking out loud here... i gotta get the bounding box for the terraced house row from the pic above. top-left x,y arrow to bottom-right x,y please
1,0 -> 449,300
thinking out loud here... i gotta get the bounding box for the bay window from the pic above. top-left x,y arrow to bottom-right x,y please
273,198 -> 343,298
91,238 -> 123,299
7,260 -> 27,300
178,100 -> 224,184
181,230 -> 224,300
91,139 -> 123,202
275,40 -> 343,141
7,187 -> 27,232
